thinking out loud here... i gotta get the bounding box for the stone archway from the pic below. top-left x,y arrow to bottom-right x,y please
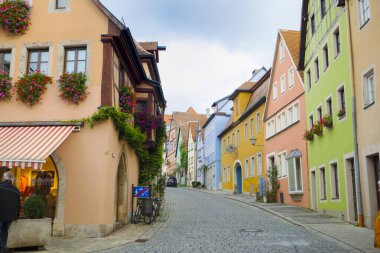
116,153 -> 128,223
50,151 -> 67,237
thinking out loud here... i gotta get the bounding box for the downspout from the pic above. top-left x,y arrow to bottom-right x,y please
345,0 -> 364,227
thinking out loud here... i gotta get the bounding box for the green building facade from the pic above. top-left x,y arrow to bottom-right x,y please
299,0 -> 358,223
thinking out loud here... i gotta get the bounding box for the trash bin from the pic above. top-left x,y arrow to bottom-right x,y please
141,199 -> 153,217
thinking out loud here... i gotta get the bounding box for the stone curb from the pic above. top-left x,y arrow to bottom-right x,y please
186,187 -> 366,253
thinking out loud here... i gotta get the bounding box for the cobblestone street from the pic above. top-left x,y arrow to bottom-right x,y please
105,188 -> 358,253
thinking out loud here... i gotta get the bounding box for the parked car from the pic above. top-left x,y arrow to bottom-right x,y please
166,177 -> 177,187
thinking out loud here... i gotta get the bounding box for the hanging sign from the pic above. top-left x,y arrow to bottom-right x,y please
133,186 -> 151,199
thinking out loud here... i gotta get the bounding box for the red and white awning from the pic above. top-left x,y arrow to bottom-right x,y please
0,126 -> 75,170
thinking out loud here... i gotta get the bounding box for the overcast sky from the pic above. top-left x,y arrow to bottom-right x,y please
102,1 -> 302,114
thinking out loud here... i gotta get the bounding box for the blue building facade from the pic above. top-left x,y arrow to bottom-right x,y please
203,96 -> 232,190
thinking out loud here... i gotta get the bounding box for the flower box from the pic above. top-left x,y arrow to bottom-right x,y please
58,72 -> 89,104
0,71 -> 12,100
337,108 -> 346,120
16,72 -> 52,106
312,122 -> 323,136
0,0 -> 31,35
304,129 -> 314,141
321,114 -> 333,129
7,218 -> 51,249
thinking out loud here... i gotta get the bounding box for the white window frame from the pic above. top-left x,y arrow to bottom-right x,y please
280,74 -> 286,95
319,166 -> 327,201
288,156 -> 303,194
333,27 -> 341,58
314,57 -> 319,83
256,113 -> 261,133
257,153 -> 263,176
250,118 -> 254,138
359,0 -> 371,28
245,159 -> 249,179
279,42 -> 284,61
337,83 -> 346,120
323,43 -> 329,71
251,155 -> 255,177
273,82 -> 278,100
329,161 -> 340,200
288,67 -> 295,88
362,67 -> 375,108
307,69 -> 312,91
244,123 -> 248,141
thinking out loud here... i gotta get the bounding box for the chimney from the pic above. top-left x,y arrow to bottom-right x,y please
206,108 -> 211,118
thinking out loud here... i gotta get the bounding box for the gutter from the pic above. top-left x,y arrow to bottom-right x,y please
346,0 -> 363,227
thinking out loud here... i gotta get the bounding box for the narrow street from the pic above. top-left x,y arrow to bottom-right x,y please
107,188 -> 353,253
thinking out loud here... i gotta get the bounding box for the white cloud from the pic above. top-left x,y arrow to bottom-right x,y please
160,37 -> 264,114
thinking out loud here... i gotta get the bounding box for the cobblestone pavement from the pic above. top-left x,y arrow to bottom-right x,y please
104,188 -> 359,253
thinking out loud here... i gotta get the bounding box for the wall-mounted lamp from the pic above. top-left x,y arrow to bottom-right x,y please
250,137 -> 264,146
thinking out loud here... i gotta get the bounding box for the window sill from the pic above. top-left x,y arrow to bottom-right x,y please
334,52 -> 341,60
363,101 -> 375,110
289,191 -> 303,195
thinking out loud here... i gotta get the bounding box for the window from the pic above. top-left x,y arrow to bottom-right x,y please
330,163 -> 340,199
307,69 -> 312,91
232,133 -> 235,146
276,115 -> 281,133
309,114 -> 314,129
314,57 -> 319,82
0,51 -> 11,73
321,0 -> 327,18
256,113 -> 261,133
337,86 -> 346,117
227,166 -> 230,182
363,68 -> 375,108
56,0 -> 67,9
293,103 -> 299,122
288,68 -> 295,88
323,44 -> 329,70
277,153 -> 287,177
223,139 -> 226,153
279,42 -> 284,61
250,118 -> 254,137
288,107 -> 293,126
228,136 -> 230,145
28,49 -> 49,73
317,106 -> 322,120
273,83 -> 278,100
245,159 -> 249,179
326,97 -> 333,115
235,98 -> 239,116
359,0 -> 370,27
257,154 -> 262,176
311,14 -> 316,35
280,75 -> 286,94
319,167 -> 327,200
288,157 -> 303,193
251,156 -> 255,177
65,48 -> 87,73
244,123 -> 248,141
236,130 -> 240,146
333,28 -> 341,57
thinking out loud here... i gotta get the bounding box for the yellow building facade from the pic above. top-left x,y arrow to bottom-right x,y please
220,71 -> 270,194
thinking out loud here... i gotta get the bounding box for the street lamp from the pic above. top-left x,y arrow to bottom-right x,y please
250,137 -> 264,146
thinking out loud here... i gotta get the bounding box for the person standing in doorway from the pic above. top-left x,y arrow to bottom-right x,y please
0,171 -> 21,253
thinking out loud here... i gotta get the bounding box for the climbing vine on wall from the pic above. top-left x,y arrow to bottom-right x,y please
76,106 -> 165,185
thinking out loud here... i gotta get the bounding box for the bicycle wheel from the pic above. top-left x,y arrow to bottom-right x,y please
144,215 -> 153,224
133,206 -> 141,224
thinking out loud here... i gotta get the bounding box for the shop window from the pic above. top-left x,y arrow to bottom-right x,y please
0,51 -> 11,73
65,47 -> 86,73
288,157 -> 303,193
28,49 -> 49,74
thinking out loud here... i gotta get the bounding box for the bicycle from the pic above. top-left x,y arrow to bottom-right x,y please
133,199 -> 142,224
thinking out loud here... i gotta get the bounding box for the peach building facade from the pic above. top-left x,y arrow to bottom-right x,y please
264,30 -> 309,208
0,0 -> 165,237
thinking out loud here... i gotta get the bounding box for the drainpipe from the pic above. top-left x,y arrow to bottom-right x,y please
345,0 -> 364,227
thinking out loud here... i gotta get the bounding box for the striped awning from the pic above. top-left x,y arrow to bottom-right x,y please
0,126 -> 75,170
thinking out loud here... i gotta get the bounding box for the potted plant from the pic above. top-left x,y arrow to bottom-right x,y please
304,129 -> 314,141
337,108 -> 346,119
16,71 -> 53,106
7,195 -> 51,249
312,121 -> 323,136
58,72 -> 89,104
321,114 -> 333,128
265,165 -> 279,203
0,70 -> 12,100
0,0 -> 31,35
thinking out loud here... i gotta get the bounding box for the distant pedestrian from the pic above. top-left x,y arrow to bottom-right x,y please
0,171 -> 21,253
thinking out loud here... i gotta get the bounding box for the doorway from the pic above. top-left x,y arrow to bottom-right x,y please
345,158 -> 358,222
373,155 -> 380,210
235,164 -> 242,194
116,155 -> 128,223
311,171 -> 317,210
